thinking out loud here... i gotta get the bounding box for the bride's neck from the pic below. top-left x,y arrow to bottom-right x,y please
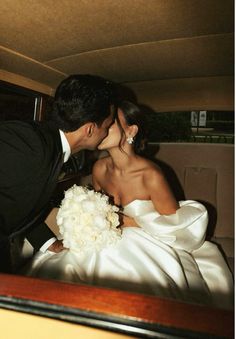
108,148 -> 136,173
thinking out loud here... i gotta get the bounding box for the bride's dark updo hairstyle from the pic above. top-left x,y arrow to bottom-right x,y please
117,101 -> 147,154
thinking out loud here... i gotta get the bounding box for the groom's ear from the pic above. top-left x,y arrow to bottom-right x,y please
84,122 -> 95,137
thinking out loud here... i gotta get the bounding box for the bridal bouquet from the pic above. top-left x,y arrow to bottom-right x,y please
57,185 -> 121,253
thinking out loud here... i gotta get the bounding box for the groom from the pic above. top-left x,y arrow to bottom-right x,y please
0,74 -> 116,273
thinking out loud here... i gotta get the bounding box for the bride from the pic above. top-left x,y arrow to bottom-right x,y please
25,101 -> 233,309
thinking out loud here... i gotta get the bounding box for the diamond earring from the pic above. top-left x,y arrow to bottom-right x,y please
127,136 -> 134,144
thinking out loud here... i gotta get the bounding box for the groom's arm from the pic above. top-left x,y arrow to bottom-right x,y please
26,222 -> 63,252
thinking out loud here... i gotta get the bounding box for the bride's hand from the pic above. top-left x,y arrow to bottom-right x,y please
119,213 -> 139,228
47,240 -> 65,253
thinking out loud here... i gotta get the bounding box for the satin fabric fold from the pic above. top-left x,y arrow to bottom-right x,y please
127,200 -> 208,251
25,200 -> 233,309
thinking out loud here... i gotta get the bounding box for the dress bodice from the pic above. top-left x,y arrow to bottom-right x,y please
123,199 -> 157,218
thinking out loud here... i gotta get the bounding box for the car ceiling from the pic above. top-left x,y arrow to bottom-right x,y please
0,0 -> 234,92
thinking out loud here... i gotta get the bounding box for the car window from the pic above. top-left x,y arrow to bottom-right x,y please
147,110 -> 234,144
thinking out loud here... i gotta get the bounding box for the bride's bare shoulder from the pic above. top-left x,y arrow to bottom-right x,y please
138,157 -> 164,181
141,159 -> 170,193
92,155 -> 111,175
138,156 -> 161,172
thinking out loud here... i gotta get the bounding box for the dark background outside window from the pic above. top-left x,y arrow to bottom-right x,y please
0,81 -> 40,122
146,111 -> 234,144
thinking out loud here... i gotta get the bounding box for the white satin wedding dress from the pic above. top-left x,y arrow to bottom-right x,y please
26,200 -> 233,309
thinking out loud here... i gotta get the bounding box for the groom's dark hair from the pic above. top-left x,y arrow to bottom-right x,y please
51,74 -> 117,132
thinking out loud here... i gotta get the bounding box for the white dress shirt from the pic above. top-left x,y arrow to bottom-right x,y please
39,130 -> 71,252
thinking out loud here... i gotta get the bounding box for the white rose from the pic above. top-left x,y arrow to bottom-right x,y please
58,185 -> 121,253
94,215 -> 107,229
64,190 -> 74,199
81,200 -> 96,212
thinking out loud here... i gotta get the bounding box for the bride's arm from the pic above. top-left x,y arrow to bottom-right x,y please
139,168 -> 208,250
144,167 -> 179,215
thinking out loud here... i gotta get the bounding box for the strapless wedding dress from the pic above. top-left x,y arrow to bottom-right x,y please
25,200 -> 233,309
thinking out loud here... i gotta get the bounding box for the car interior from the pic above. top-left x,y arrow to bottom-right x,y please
0,1 -> 234,338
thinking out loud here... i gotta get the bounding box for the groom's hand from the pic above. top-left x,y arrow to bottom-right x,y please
47,240 -> 64,253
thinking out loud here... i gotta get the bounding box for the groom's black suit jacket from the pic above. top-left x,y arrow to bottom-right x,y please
0,120 -> 63,251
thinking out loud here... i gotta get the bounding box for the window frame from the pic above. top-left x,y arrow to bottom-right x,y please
0,273 -> 233,338
0,80 -> 50,122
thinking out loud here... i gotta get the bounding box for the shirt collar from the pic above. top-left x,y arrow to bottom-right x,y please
59,130 -> 71,163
